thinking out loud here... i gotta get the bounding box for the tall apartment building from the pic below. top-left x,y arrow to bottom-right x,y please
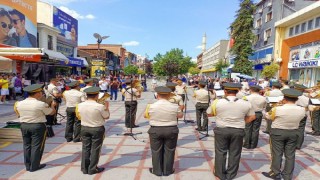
201,40 -> 228,77
250,0 -> 315,79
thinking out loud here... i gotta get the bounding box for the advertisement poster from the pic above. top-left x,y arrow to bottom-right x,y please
53,6 -> 78,47
91,66 -> 106,78
290,49 -> 300,61
0,0 -> 37,47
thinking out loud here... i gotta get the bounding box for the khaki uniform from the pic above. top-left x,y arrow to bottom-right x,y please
63,89 -> 85,142
76,100 -> 109,174
121,86 -> 140,128
175,85 -> 186,102
15,98 -> 53,171
194,88 -> 213,130
266,104 -> 305,180
145,99 -> 181,176
80,85 -> 92,92
207,96 -> 255,180
46,83 -> 60,125
309,90 -> 320,134
295,94 -> 309,149
243,93 -> 267,149
264,89 -> 284,133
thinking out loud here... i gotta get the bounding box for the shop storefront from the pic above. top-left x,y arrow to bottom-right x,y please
252,63 -> 270,80
59,57 -> 87,75
201,68 -> 217,78
287,41 -> 320,87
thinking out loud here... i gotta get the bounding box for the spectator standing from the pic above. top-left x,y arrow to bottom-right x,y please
110,78 -> 120,101
99,77 -> 109,93
0,74 -> 10,104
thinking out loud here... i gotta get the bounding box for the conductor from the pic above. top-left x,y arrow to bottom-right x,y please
144,86 -> 183,176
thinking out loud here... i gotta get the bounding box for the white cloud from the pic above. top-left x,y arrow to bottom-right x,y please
191,58 -> 197,62
122,41 -> 140,46
59,6 -> 95,20
196,45 -> 202,49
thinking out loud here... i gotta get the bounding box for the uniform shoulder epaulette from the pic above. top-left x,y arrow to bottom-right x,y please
242,96 -> 248,101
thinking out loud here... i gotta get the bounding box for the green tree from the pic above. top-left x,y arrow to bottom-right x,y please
123,65 -> 138,75
261,63 -> 279,78
153,48 -> 194,77
230,0 -> 255,75
188,67 -> 200,75
137,68 -> 146,75
214,59 -> 230,73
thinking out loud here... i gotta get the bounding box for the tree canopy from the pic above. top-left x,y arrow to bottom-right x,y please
123,65 -> 138,75
261,63 -> 279,78
153,48 -> 195,77
188,67 -> 200,75
230,0 -> 255,75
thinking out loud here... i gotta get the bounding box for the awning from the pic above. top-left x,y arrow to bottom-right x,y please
201,68 -> 216,73
0,56 -> 12,61
77,57 -> 89,67
43,49 -> 68,61
60,57 -> 87,67
0,47 -> 43,56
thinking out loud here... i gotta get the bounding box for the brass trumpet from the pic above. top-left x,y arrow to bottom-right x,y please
97,92 -> 111,104
133,79 -> 144,92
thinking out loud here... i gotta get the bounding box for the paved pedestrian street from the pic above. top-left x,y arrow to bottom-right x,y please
1,89 -> 320,180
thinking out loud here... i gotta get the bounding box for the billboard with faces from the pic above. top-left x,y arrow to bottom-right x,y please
53,6 -> 78,47
0,0 -> 37,47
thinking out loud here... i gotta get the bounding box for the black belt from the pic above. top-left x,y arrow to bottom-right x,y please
255,111 -> 262,113
150,125 -> 177,128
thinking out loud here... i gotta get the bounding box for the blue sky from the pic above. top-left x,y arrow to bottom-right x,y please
41,0 -> 260,60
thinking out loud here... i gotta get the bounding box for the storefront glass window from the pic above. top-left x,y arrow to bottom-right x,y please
292,68 -> 313,87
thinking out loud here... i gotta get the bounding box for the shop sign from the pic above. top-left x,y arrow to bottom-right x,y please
60,57 -> 83,67
91,59 -> 105,66
288,59 -> 320,69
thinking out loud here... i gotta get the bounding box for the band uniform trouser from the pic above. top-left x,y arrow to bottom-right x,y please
214,127 -> 245,180
270,128 -> 299,180
81,125 -> 105,174
244,111 -> 263,149
296,115 -> 307,149
265,103 -> 273,133
65,107 -> 81,141
311,109 -> 320,133
125,101 -> 138,128
20,123 -> 47,171
148,126 -> 179,176
195,102 -> 209,130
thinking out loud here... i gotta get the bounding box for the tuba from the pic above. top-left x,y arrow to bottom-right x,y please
97,92 -> 111,104
133,80 -> 143,92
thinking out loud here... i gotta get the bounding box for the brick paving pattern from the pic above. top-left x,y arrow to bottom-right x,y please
1,88 -> 320,179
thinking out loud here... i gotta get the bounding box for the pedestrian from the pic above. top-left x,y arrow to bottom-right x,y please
193,81 -> 215,131
207,83 -> 256,180
98,76 -> 108,93
63,81 -> 85,143
243,85 -> 267,149
144,86 -> 183,176
110,77 -> 120,100
121,79 -> 141,130
14,84 -> 56,172
262,89 -> 306,180
76,87 -> 110,175
46,78 -> 62,126
0,74 -> 10,104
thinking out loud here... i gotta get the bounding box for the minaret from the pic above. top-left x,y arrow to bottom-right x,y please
202,33 -> 206,52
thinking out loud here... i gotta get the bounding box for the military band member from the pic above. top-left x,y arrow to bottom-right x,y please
46,78 -> 62,125
76,87 -> 110,175
175,79 -> 186,102
193,81 -> 215,131
121,79 -> 141,129
207,83 -> 256,180
166,82 -> 184,111
243,85 -> 267,149
264,82 -> 283,134
144,86 -> 183,176
80,78 -> 94,92
281,80 -> 290,90
307,80 -> 320,136
14,84 -> 56,172
294,84 -> 309,149
262,89 -> 305,180
63,81 -> 85,142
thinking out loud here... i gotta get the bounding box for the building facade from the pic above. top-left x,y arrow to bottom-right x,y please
251,0 -> 315,79
275,1 -> 320,87
201,40 -> 228,77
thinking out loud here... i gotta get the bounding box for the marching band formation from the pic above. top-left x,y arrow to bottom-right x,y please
13,76 -> 320,179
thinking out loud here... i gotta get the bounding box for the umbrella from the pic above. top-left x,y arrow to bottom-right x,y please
237,74 -> 254,80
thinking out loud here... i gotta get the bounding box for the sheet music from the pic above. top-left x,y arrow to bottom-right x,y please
310,98 -> 320,105
215,90 -> 225,97
267,96 -> 283,103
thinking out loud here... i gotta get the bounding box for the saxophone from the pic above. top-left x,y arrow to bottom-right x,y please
97,92 -> 111,104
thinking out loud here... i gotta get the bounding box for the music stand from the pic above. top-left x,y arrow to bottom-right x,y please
118,78 -> 142,140
183,86 -> 195,124
199,80 -> 214,140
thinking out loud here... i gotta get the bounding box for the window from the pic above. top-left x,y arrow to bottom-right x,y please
266,11 -> 272,22
264,29 -> 271,41
301,22 -> 306,33
256,18 -> 262,28
48,35 -> 53,50
295,24 -> 300,35
315,17 -> 320,28
254,34 -> 260,44
308,19 -> 313,30
289,27 -> 294,36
